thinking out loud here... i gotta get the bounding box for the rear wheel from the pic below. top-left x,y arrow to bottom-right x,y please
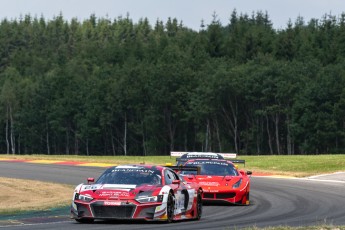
166,192 -> 175,223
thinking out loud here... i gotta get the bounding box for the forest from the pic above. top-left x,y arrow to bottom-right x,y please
1,10 -> 345,156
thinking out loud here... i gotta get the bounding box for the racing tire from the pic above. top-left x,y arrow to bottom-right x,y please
195,191 -> 202,220
241,192 -> 250,205
166,192 -> 175,223
245,192 -> 250,205
75,218 -> 94,224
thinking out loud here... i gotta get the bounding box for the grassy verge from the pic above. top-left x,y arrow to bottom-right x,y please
0,177 -> 73,215
1,154 -> 345,177
241,155 -> 345,177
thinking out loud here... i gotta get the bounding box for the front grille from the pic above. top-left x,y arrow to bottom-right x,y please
216,193 -> 236,199
203,192 -> 236,199
203,193 -> 215,199
91,203 -> 135,218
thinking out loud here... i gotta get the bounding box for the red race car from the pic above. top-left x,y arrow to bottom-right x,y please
179,159 -> 252,205
71,164 -> 202,223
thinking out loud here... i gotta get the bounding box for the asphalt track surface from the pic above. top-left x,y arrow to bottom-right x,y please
1,162 -> 345,230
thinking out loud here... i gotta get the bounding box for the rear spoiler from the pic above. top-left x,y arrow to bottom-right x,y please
165,165 -> 201,175
171,151 -> 245,166
171,151 -> 237,158
175,158 -> 189,165
230,159 -> 246,166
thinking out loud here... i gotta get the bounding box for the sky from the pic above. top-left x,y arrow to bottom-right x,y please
1,0 -> 345,30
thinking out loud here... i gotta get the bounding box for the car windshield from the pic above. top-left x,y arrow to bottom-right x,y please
183,161 -> 239,176
96,167 -> 162,185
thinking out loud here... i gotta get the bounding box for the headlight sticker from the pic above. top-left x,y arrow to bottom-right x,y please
78,194 -> 94,202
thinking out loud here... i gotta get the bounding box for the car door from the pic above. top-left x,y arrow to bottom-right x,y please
164,169 -> 190,213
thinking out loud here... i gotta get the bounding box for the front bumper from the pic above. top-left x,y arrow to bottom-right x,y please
71,200 -> 166,221
201,190 -> 248,205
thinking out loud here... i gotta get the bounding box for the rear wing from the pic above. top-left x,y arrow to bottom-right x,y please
171,151 -> 245,166
230,159 -> 246,166
165,165 -> 201,175
171,151 -> 237,158
175,158 -> 191,166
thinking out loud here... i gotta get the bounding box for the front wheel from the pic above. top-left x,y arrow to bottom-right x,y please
245,192 -> 250,205
240,192 -> 250,205
166,192 -> 175,223
195,191 -> 202,220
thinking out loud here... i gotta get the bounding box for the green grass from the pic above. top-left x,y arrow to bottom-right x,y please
241,155 -> 345,176
2,154 -> 345,177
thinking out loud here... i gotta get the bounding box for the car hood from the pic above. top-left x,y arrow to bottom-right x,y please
77,183 -> 162,199
185,175 -> 242,187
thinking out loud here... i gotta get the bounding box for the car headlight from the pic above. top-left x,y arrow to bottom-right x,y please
136,195 -> 163,203
232,178 -> 242,188
76,194 -> 94,202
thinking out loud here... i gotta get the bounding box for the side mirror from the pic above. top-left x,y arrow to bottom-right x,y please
187,175 -> 195,180
172,179 -> 180,184
87,177 -> 95,184
224,175 -> 232,181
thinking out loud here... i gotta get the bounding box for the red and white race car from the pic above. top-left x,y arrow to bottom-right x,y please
179,159 -> 252,205
71,164 -> 202,223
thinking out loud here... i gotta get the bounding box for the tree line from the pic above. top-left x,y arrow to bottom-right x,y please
1,11 -> 345,156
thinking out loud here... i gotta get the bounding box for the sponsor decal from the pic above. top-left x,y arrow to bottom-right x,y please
203,189 -> 219,192
104,201 -> 121,206
199,181 -> 220,186
98,191 -> 129,197
111,168 -> 155,174
186,153 -> 218,159
187,161 -> 228,166
170,151 -> 237,158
